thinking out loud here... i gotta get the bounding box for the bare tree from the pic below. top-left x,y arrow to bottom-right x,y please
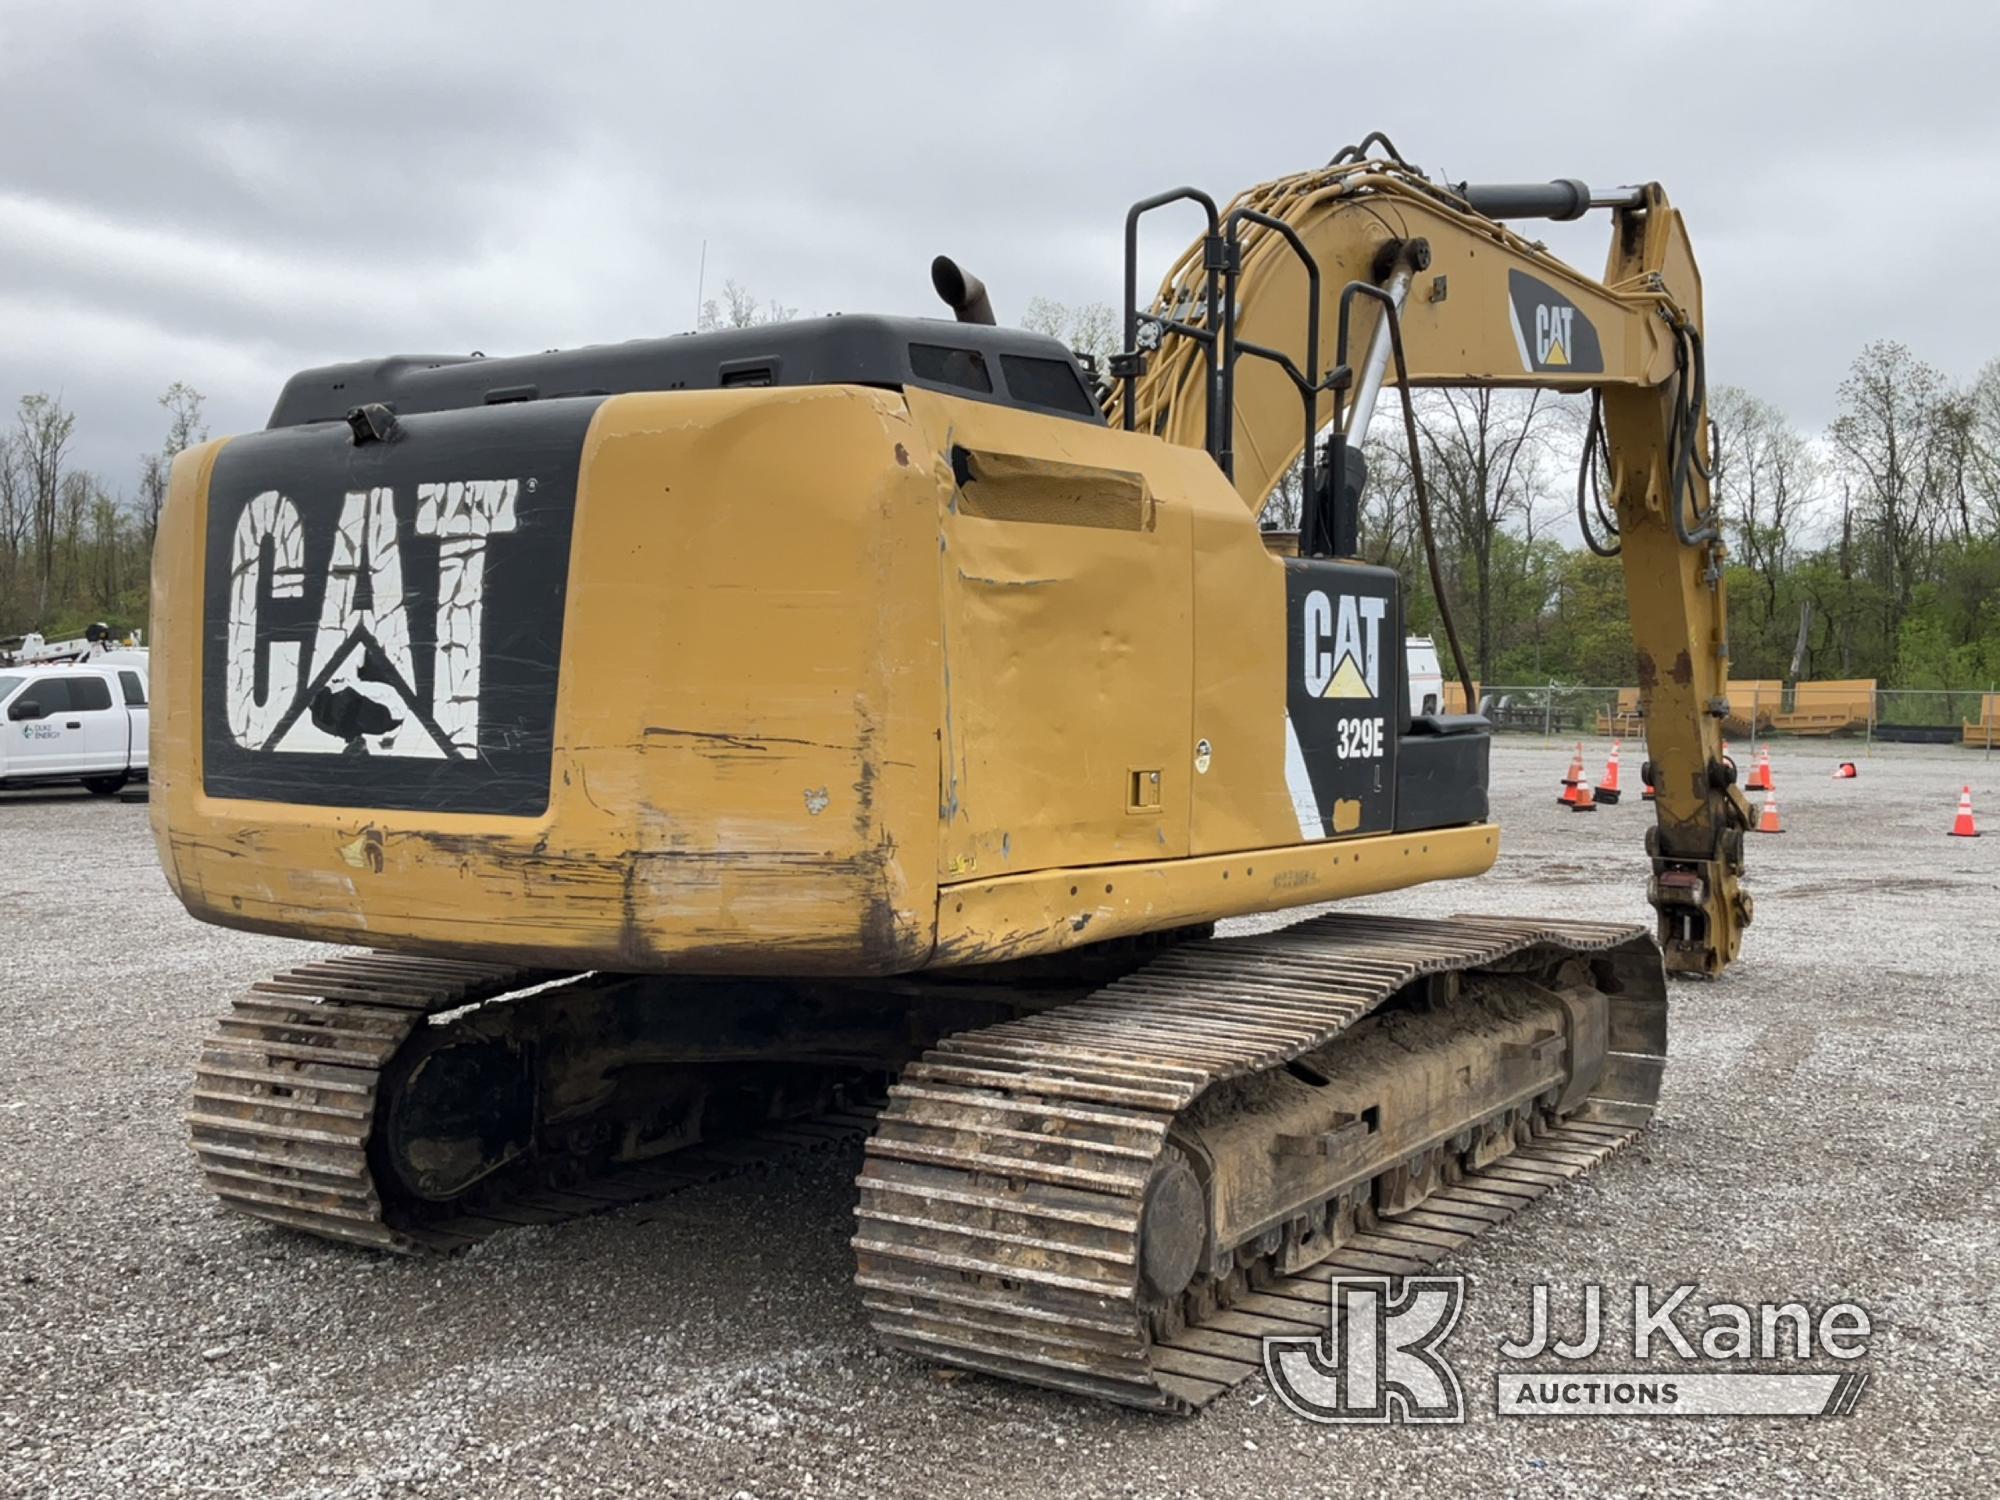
16,394 -> 76,621
1710,384 -> 1821,622
1830,341 -> 1949,646
137,455 -> 167,550
1967,357 -> 2000,533
138,381 -> 207,547
1710,385 -> 1770,566
1926,389 -> 1980,544
1397,388 -> 1556,677
1020,297 -> 1119,364
0,430 -> 25,606
58,470 -> 93,605
699,279 -> 795,331
89,483 -> 123,604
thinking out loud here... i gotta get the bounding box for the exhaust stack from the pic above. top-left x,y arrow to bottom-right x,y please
930,256 -> 996,325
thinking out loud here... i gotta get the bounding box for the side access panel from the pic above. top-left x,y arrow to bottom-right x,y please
901,388 -> 1196,881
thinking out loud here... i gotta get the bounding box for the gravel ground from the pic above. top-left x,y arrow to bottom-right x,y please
3,740 -> 1996,1498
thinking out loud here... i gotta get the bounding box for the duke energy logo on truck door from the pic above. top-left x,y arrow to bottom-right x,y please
200,400 -> 596,815
1283,561 -> 1399,839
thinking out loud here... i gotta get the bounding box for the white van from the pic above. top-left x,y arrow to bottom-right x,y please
0,662 -> 150,794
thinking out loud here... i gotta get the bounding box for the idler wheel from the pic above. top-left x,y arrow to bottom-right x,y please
379,1036 -> 535,1201
1137,1152 -> 1205,1302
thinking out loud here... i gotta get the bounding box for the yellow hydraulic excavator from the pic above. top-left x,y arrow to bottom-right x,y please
155,135 -> 1752,1411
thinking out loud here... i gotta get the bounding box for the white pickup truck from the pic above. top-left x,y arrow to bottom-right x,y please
0,661 -> 150,794
1405,636 -> 1444,716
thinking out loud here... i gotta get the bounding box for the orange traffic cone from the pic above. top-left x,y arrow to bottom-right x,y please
1568,776 -> 1598,813
1832,761 -> 1857,780
1592,744 -> 1624,804
1746,746 -> 1773,791
1558,743 -> 1585,806
1755,791 -> 1785,835
1641,759 -> 1656,801
1949,786 -> 1980,838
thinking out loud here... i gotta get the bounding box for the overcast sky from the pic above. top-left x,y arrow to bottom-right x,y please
4,0 -> 1996,487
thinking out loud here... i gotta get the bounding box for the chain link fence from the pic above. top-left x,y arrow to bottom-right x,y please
1467,683 -> 2000,757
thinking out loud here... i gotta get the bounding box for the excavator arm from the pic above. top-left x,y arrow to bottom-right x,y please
1112,151 -> 1752,976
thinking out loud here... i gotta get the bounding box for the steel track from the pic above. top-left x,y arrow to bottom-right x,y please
850,912 -> 1667,1412
186,953 -> 882,1253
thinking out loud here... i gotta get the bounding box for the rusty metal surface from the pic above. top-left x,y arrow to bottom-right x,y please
851,912 -> 1666,1412
187,953 -> 886,1254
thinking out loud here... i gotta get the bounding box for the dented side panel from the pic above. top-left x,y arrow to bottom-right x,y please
902,388 -> 1197,880
152,386 -> 943,974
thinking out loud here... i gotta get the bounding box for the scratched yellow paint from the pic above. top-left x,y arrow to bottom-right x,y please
935,823 -> 1496,965
153,387 -> 945,974
152,382 -> 1495,978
